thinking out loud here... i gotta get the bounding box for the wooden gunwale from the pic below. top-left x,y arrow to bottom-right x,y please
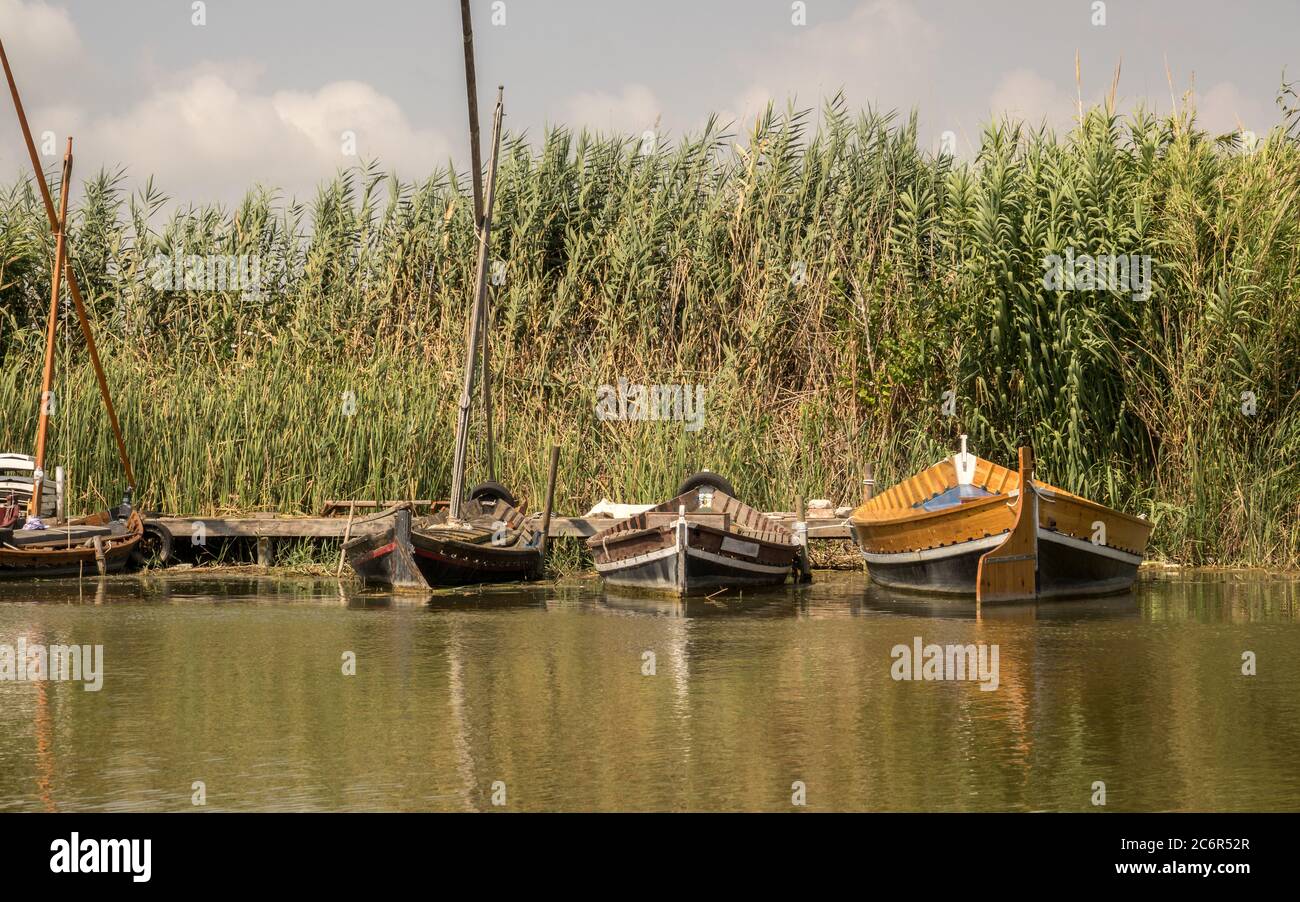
851,455 -> 1151,557
593,520 -> 794,563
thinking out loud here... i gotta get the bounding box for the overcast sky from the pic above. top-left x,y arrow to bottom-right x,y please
0,0 -> 1295,207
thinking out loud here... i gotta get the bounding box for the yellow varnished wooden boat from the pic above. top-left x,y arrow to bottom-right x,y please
850,438 -> 1152,602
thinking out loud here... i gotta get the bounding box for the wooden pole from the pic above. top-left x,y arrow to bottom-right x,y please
336,500 -> 357,577
448,88 -> 504,520
793,494 -> 812,582
481,285 -> 494,483
862,463 -> 875,503
537,445 -> 560,562
458,2 -> 497,481
30,141 -> 72,516
458,0 -> 484,229
0,39 -> 136,494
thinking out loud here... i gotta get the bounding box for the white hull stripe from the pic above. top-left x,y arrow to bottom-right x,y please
595,543 -> 791,576
594,543 -> 680,573
1037,528 -> 1143,564
685,546 -> 792,575
860,528 -> 1142,566
859,534 -> 1004,564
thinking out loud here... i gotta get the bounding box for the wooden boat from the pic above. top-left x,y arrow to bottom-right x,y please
0,44 -> 145,580
849,437 -> 1152,602
345,494 -> 543,590
345,64 -> 560,591
0,511 -> 144,579
587,474 -> 806,596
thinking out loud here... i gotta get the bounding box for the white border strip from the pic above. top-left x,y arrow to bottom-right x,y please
860,528 -> 1141,566
1038,528 -> 1143,565
859,533 -> 1004,564
685,546 -> 791,575
594,543 -> 680,573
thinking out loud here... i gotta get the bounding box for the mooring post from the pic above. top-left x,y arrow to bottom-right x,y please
336,501 -> 357,577
538,445 -> 560,564
793,494 -> 813,583
257,535 -> 273,568
863,463 -> 875,503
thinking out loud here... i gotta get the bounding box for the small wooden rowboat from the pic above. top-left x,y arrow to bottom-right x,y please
587,474 -> 805,595
344,495 -> 542,590
850,438 -> 1152,602
0,510 -> 144,579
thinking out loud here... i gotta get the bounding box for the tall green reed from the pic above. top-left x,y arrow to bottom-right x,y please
1,97 -> 1296,567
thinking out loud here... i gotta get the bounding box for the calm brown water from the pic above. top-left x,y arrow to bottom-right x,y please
0,569 -> 1297,812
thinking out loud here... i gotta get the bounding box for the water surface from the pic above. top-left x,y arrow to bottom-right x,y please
1,569 -> 1296,811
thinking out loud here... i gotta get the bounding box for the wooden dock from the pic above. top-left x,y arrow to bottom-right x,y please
147,512 -> 854,540
145,508 -> 854,565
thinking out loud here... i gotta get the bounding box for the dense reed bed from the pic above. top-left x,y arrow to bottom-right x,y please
1,98 -> 1297,567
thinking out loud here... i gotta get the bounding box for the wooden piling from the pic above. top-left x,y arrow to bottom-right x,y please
538,445 -> 560,562
336,501 -> 357,577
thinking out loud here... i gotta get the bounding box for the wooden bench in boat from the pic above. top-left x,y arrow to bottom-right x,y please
0,523 -> 115,548
642,511 -> 731,531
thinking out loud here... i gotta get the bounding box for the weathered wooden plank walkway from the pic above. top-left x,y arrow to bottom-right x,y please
147,512 -> 854,541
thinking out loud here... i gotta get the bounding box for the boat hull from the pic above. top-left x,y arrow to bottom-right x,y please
408,529 -> 540,585
0,512 -> 144,580
344,504 -> 541,589
591,517 -> 797,596
861,527 -> 1142,599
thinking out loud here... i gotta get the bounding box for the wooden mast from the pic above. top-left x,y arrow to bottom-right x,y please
448,88 -> 504,520
30,140 -> 73,516
0,37 -> 136,496
458,0 -> 495,483
458,0 -> 485,229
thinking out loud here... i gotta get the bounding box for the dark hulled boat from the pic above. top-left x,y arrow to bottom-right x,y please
345,496 -> 541,590
849,438 -> 1152,602
587,476 -> 804,596
344,87 -> 560,592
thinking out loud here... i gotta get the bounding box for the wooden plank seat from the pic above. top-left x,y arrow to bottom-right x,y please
642,511 -> 731,531
3,523 -> 115,548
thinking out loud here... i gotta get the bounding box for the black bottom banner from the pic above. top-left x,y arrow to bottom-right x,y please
0,812 -> 1281,889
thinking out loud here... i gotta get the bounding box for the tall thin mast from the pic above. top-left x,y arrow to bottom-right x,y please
449,89 -> 504,520
458,0 -> 495,482
459,0 -> 484,228
30,140 -> 72,517
0,36 -> 136,495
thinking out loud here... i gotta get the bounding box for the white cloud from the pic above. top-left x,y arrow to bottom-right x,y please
723,0 -> 942,126
563,84 -> 661,135
0,0 -> 82,90
18,73 -> 451,206
1194,81 -> 1276,137
988,68 -> 1077,131
0,1 -> 449,206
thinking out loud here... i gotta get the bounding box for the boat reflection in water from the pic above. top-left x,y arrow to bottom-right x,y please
851,581 -> 1142,621
600,586 -> 803,619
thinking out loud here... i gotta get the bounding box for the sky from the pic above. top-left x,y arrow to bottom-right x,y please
0,0 -> 1295,207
